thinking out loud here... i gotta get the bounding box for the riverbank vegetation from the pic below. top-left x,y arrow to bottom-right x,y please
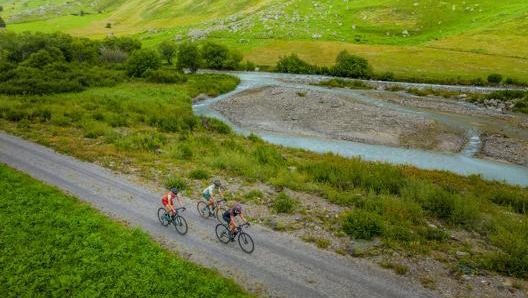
3,0 -> 528,83
1,71 -> 527,281
0,15 -> 527,293
0,164 -> 253,298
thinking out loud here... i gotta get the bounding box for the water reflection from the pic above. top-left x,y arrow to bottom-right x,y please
193,72 -> 528,187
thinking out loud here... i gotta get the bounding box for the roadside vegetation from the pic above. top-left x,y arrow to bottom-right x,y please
0,164 -> 253,298
1,60 -> 528,283
1,6 -> 528,293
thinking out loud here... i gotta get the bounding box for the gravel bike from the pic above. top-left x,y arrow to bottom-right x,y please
157,207 -> 188,235
215,222 -> 254,253
197,198 -> 227,221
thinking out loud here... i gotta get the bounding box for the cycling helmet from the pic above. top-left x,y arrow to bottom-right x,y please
170,187 -> 179,194
213,179 -> 221,187
233,203 -> 242,213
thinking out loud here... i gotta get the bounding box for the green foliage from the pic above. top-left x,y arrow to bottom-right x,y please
101,36 -> 141,53
275,54 -> 314,74
158,40 -> 177,65
301,155 -> 406,195
165,175 -> 187,191
243,189 -> 264,202
481,215 -> 528,278
486,90 -> 527,101
113,133 -> 166,151
317,78 -> 371,89
173,143 -> 194,160
487,73 -> 503,84
126,48 -> 161,77
144,69 -> 187,83
252,145 -> 284,167
177,42 -> 200,73
0,164 -> 252,297
342,209 -> 383,240
203,117 -> 232,134
188,169 -> 210,180
272,193 -> 298,214
332,50 -> 372,79
487,189 -> 528,215
201,41 -> 229,69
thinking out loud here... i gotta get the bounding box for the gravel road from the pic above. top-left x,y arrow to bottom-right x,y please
0,131 -> 439,298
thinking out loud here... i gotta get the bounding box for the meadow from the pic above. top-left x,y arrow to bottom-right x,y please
0,163 -> 254,298
1,0 -> 528,292
1,73 -> 528,280
2,0 -> 528,81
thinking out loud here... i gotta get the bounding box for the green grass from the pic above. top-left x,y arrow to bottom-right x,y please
1,71 -> 528,278
0,163 -> 253,298
3,0 -> 528,81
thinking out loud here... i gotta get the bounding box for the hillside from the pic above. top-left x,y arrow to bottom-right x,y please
2,0 -> 528,80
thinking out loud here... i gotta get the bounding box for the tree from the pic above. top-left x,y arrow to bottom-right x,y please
176,42 -> 200,73
332,50 -> 372,79
126,48 -> 161,77
275,54 -> 313,74
201,41 -> 228,69
158,40 -> 177,65
0,16 -> 6,29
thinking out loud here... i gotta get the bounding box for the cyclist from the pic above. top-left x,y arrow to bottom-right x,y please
161,187 -> 185,217
222,203 -> 249,240
202,179 -> 224,214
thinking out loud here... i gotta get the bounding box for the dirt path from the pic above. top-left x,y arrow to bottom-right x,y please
0,131 -> 440,298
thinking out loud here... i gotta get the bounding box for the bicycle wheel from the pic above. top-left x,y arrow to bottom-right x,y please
157,207 -> 169,226
173,215 -> 188,235
238,232 -> 254,253
215,206 -> 228,222
197,201 -> 211,218
215,224 -> 231,244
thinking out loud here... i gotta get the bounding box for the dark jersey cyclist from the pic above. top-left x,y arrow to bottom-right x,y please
222,203 -> 248,236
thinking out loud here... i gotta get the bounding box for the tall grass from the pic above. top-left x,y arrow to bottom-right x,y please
0,164 -> 253,298
2,72 -> 528,278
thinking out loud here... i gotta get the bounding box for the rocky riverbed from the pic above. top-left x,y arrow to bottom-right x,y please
211,85 -> 528,166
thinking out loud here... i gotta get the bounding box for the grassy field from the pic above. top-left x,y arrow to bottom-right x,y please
2,0 -> 528,81
1,72 -> 528,279
0,163 -> 254,298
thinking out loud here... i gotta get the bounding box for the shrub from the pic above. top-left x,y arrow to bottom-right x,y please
487,73 -> 503,84
188,169 -> 209,180
174,144 -> 193,160
144,69 -> 187,84
332,50 -> 372,79
165,175 -> 186,191
272,193 -> 298,214
244,189 -> 264,201
126,48 -> 161,77
275,54 -> 314,74
342,209 -> 383,240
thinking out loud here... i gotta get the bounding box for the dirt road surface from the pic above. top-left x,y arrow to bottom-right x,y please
0,131 -> 439,298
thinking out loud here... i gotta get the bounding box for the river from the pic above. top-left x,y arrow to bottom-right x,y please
193,71 -> 528,187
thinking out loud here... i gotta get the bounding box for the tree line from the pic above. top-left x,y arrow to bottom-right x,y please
0,31 -> 246,95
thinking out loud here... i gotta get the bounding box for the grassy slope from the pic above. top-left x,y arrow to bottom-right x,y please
0,163 -> 253,298
3,0 -> 528,80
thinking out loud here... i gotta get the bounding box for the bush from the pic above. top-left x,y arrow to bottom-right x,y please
272,193 -> 298,214
165,175 -> 187,191
244,189 -> 263,201
126,48 -> 161,77
275,54 -> 314,74
144,69 -> 187,83
342,209 -> 383,240
188,169 -> 209,180
487,73 -> 503,84
332,50 -> 372,79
